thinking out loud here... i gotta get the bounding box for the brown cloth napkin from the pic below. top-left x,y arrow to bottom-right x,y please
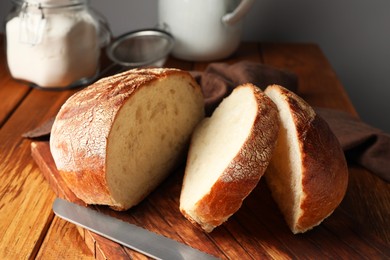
315,108 -> 390,182
191,61 -> 390,182
191,61 -> 298,116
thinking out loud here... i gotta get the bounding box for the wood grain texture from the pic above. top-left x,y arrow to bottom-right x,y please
0,37 -> 31,128
0,49 -> 78,258
1,39 -> 389,259
32,140 -> 390,259
260,43 -> 357,114
36,217 -> 93,259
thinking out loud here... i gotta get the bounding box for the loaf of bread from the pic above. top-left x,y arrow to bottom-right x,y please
264,84 -> 348,234
50,68 -> 205,211
180,83 -> 280,232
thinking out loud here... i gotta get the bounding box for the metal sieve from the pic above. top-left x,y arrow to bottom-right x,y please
106,29 -> 175,68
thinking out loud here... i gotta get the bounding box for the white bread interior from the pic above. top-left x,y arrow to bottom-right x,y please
180,84 -> 279,232
181,86 -> 258,208
264,84 -> 348,234
50,68 -> 205,210
265,86 -> 304,232
106,76 -> 204,209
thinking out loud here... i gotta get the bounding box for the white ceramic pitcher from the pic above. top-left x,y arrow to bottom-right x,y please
158,0 -> 255,61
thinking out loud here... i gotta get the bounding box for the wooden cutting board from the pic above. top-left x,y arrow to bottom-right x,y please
31,141 -> 389,259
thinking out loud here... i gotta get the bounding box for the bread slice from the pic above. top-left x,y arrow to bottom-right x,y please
264,84 -> 348,234
180,83 -> 279,232
50,68 -> 205,210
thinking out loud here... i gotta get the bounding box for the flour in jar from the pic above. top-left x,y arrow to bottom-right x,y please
6,3 -> 100,88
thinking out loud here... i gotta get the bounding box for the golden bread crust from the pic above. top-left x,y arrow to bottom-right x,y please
181,84 -> 280,232
296,114 -> 348,232
265,85 -> 348,233
50,68 -> 202,210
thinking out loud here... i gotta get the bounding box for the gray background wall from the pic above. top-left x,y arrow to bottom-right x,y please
1,0 -> 389,133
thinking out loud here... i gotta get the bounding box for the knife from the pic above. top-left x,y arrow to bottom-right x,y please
53,198 -> 218,260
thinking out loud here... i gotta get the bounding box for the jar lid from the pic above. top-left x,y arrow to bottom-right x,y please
106,29 -> 175,68
12,0 -> 87,8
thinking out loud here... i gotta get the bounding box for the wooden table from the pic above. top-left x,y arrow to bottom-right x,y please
0,35 -> 389,259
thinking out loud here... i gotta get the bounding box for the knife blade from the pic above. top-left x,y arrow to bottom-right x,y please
53,198 -> 218,260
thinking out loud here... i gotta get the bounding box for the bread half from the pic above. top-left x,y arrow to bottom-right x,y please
180,83 -> 279,232
264,84 -> 348,234
50,68 -> 205,210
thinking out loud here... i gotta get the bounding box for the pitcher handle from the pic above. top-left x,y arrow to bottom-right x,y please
222,0 -> 255,26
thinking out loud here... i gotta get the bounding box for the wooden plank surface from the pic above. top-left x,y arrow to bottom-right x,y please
31,140 -> 390,259
29,43 -> 390,258
1,40 -> 389,259
36,217 -> 93,260
0,74 -> 79,258
0,37 -> 31,127
260,43 -> 357,114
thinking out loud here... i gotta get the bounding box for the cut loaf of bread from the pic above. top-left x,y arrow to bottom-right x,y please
264,85 -> 348,234
50,68 -> 205,211
180,83 -> 280,232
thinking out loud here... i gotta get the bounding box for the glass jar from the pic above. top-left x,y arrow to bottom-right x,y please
5,0 -> 111,89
